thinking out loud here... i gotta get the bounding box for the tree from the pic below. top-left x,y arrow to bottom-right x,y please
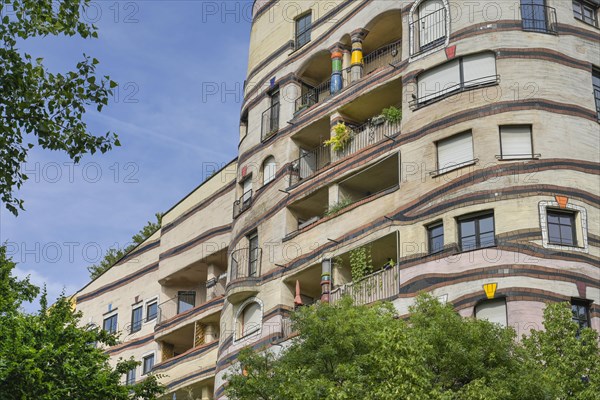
88,213 -> 162,280
0,0 -> 119,215
225,295 -> 600,400
0,245 -> 165,400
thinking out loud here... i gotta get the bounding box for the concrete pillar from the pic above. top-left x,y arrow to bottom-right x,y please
350,29 -> 369,83
329,43 -> 344,95
328,184 -> 340,207
204,323 -> 218,343
201,385 -> 212,400
342,47 -> 351,86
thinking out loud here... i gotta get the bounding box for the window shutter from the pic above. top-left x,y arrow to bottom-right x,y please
500,126 -> 532,159
418,59 -> 460,102
242,303 -> 261,336
462,53 -> 497,87
263,157 -> 277,185
475,299 -> 507,327
437,131 -> 474,173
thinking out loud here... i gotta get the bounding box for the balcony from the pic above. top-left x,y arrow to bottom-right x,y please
286,186 -> 329,238
230,246 -> 262,280
294,40 -> 402,114
409,7 -> 447,57
520,4 -> 557,34
330,263 -> 400,305
233,190 -> 252,219
261,102 -> 280,141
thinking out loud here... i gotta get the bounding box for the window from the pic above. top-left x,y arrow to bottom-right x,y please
295,13 -> 312,49
427,222 -> 444,254
239,301 -> 262,338
416,53 -> 497,104
177,291 -> 196,314
263,156 -> 277,185
242,178 -> 252,205
521,0 -> 555,33
262,90 -> 280,140
436,131 -> 474,174
417,0 -> 446,51
248,233 -> 259,277
146,301 -> 158,322
130,305 -> 143,333
593,68 -> 600,121
499,125 -> 533,159
458,212 -> 495,251
125,368 -> 136,385
142,354 -> 154,375
571,300 -> 591,330
547,210 -> 577,246
103,314 -> 118,334
475,298 -> 507,327
573,0 -> 599,26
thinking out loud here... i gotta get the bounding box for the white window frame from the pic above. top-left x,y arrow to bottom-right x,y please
498,125 -> 535,160
262,156 -> 277,186
409,0 -> 451,61
539,201 -> 588,253
102,310 -> 119,334
435,131 -> 475,175
144,296 -> 159,325
233,297 -> 264,343
141,351 -> 156,376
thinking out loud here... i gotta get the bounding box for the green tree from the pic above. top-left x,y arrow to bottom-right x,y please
0,0 -> 119,215
88,213 -> 162,280
0,246 -> 165,400
225,295 -> 600,400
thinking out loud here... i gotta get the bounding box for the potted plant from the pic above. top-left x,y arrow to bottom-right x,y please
324,122 -> 352,152
381,106 -> 402,124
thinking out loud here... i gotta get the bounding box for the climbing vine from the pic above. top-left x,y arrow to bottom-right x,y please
349,246 -> 373,282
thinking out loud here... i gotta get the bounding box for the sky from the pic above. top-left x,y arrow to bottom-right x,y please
0,1 -> 252,311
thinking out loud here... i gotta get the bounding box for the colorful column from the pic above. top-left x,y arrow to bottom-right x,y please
350,29 -> 369,83
321,258 -> 332,303
330,44 -> 344,95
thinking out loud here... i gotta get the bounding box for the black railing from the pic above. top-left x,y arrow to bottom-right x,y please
410,7 -> 447,56
156,292 -> 198,325
233,190 -> 252,219
288,118 -> 401,186
294,40 -> 402,113
410,75 -> 500,108
261,102 -> 280,141
594,87 -> 600,121
521,4 -> 557,34
230,247 -> 262,280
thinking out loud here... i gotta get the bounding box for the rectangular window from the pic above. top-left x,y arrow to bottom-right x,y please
125,368 -> 136,385
458,212 -> 495,251
416,53 -> 497,104
475,298 -> 508,327
571,300 -> 591,330
248,232 -> 259,277
262,89 -> 280,139
295,13 -> 312,49
593,68 -> 600,121
130,305 -> 143,333
142,354 -> 154,375
573,0 -> 599,26
177,291 -> 196,314
521,0 -> 554,33
499,125 -> 533,159
427,222 -> 444,254
146,301 -> 158,322
242,178 -> 252,204
436,131 -> 474,174
103,314 -> 118,334
417,0 -> 446,50
547,210 -> 576,246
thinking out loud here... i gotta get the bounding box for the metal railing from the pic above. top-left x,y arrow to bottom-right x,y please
520,4 -> 557,34
410,8 -> 447,56
294,40 -> 402,113
230,247 -> 262,281
329,264 -> 400,306
594,87 -> 600,121
261,102 -> 280,141
156,292 -> 197,325
288,118 -> 401,186
233,190 -> 252,219
410,75 -> 500,108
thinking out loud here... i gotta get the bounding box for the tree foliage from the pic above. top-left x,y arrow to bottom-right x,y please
87,213 -> 162,280
226,295 -> 600,400
0,0 -> 119,215
0,245 -> 165,400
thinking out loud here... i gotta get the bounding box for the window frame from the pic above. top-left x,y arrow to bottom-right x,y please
177,290 -> 196,314
571,299 -> 591,331
234,297 -> 264,342
130,304 -> 143,334
103,313 -> 118,334
294,12 -> 312,50
573,0 -> 599,27
427,221 -> 444,254
498,124 -> 535,160
125,367 -> 136,385
262,156 -> 277,186
546,209 -> 577,246
592,67 -> 600,121
457,211 -> 496,252
248,232 -> 259,277
142,354 -> 155,375
434,130 -> 475,175
145,298 -> 158,323
475,297 -> 508,327
409,0 -> 450,59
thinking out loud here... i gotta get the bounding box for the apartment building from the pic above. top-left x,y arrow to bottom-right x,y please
74,1 -> 600,399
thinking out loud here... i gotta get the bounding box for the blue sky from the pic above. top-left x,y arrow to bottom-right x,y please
0,1 -> 251,311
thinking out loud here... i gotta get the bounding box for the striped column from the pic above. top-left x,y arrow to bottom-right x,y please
329,44 -> 344,95
350,29 -> 369,82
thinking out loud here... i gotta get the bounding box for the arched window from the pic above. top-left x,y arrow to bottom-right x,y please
236,300 -> 262,340
475,298 -> 507,327
410,0 -> 449,58
263,156 -> 277,185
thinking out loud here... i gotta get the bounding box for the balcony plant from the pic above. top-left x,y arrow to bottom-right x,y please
324,122 -> 352,151
324,197 -> 353,217
381,106 -> 402,124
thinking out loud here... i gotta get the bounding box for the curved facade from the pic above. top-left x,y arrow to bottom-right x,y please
74,2 -> 600,399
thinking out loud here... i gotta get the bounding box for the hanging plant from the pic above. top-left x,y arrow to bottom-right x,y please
349,246 -> 373,282
324,122 -> 352,151
381,106 -> 402,124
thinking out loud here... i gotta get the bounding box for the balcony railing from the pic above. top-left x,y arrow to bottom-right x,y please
520,4 -> 557,34
410,75 -> 500,109
329,263 -> 400,306
155,286 -> 225,326
409,8 -> 447,56
261,102 -> 280,141
288,118 -> 400,186
294,39 -> 402,114
233,190 -> 252,219
230,247 -> 262,281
